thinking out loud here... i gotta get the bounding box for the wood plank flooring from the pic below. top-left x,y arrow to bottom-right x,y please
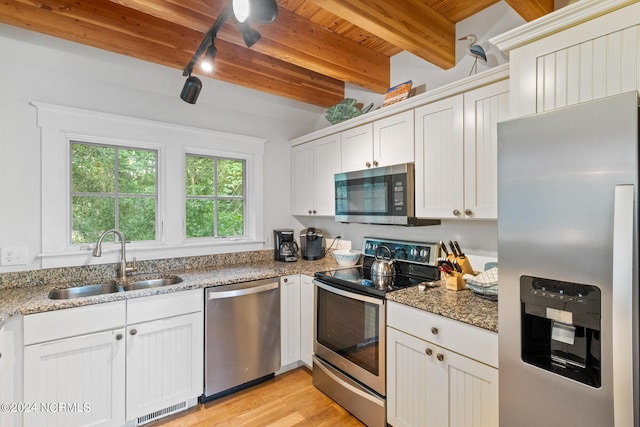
148,368 -> 365,427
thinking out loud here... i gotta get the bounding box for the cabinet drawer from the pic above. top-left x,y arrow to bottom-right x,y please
387,301 -> 498,368
127,289 -> 202,324
24,301 -> 126,345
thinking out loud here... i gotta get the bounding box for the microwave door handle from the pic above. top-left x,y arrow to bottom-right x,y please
611,184 -> 635,427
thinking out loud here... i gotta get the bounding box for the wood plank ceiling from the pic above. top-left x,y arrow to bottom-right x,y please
0,0 -> 554,107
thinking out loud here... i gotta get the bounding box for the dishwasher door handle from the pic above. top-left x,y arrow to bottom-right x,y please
207,280 -> 279,300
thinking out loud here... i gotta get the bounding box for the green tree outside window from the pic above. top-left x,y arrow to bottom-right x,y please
71,142 -> 157,244
185,155 -> 245,238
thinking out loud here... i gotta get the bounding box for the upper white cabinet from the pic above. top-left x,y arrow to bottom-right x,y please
387,301 -> 498,427
415,80 -> 509,219
341,111 -> 414,173
291,133 -> 341,216
491,1 -> 640,117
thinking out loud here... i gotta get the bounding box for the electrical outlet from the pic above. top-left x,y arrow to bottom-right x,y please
0,246 -> 28,266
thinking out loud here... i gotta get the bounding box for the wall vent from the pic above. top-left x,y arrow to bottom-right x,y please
136,401 -> 187,425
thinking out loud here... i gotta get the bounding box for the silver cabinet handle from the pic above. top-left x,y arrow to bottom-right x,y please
464,209 -> 473,217
115,333 -> 123,340
436,353 -> 444,362
453,209 -> 461,217
431,327 -> 439,335
129,329 -> 137,336
425,348 -> 433,356
365,161 -> 371,168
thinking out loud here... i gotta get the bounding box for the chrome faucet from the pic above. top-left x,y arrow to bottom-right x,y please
93,229 -> 137,281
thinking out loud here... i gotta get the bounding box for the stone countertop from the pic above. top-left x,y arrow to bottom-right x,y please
0,257 -> 498,333
0,257 -> 339,325
387,285 -> 498,333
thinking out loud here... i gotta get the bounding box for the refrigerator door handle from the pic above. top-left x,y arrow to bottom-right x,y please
611,184 -> 635,427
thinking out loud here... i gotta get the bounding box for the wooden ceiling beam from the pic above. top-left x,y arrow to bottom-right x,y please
108,0 -> 390,93
308,0 -> 456,70
504,0 -> 555,22
0,0 -> 344,107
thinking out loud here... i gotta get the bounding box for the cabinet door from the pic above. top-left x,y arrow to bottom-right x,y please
415,95 -> 464,219
291,144 -> 316,215
374,110 -> 414,167
440,347 -> 499,427
313,134 -> 341,215
341,123 -> 373,172
387,327 -> 448,427
299,274 -> 314,368
280,275 -> 301,367
0,317 -> 23,427
23,328 -> 126,427
463,80 -> 510,219
126,311 -> 203,422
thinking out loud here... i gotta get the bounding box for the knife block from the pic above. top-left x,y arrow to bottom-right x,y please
445,273 -> 466,291
446,254 -> 474,275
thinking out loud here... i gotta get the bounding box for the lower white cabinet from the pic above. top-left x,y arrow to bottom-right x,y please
299,274 -> 314,368
22,290 -> 203,427
387,302 -> 498,427
1,316 -> 24,427
280,275 -> 301,367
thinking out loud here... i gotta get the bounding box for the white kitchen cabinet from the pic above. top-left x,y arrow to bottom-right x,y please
415,80 -> 509,219
280,275 -> 301,367
387,301 -> 498,427
341,111 -> 414,173
299,274 -> 314,368
125,290 -> 203,423
23,301 -> 127,427
0,316 -> 24,427
22,290 -> 203,427
291,133 -> 341,216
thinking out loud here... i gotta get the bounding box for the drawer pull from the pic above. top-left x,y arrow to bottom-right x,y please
431,327 -> 439,335
425,348 -> 433,356
130,329 -> 138,336
436,353 -> 444,362
115,333 -> 123,341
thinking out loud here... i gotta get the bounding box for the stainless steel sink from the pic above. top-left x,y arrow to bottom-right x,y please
122,276 -> 183,291
48,283 -> 121,300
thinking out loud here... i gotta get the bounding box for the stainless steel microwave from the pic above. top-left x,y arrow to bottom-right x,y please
334,163 -> 440,226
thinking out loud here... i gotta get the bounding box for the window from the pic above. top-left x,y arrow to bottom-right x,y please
185,154 -> 245,238
71,142 -> 157,244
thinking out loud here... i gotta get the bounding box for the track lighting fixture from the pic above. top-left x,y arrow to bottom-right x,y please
180,0 -> 278,104
180,72 -> 202,104
238,23 -> 261,48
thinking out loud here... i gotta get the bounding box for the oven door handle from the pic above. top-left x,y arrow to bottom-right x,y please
313,279 -> 384,306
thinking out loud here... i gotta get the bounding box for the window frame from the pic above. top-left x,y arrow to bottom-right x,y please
36,102 -> 266,269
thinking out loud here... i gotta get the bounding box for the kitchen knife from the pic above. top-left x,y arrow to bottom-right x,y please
448,241 -> 459,258
453,241 -> 465,259
439,241 -> 449,258
452,259 -> 463,273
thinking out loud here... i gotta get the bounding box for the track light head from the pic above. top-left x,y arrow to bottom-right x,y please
180,74 -> 202,104
239,23 -> 261,47
250,0 -> 278,24
200,42 -> 217,72
232,0 -> 250,23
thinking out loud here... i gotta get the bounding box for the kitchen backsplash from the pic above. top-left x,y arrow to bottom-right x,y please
0,249 -> 274,290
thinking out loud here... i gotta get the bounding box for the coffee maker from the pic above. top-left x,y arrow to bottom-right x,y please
300,228 -> 325,260
274,229 -> 298,262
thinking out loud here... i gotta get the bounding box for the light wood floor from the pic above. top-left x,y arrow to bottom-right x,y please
148,367 -> 365,427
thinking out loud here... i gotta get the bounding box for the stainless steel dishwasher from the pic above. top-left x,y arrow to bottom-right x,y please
202,278 -> 281,401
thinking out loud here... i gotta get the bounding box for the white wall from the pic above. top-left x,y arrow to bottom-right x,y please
0,24 -> 323,272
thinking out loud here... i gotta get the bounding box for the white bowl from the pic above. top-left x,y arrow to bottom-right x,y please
333,249 -> 362,266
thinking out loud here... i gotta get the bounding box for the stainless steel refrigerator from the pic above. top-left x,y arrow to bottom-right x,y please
497,91 -> 639,427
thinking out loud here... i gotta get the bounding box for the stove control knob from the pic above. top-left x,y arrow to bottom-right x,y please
409,248 -> 418,258
419,248 -> 428,259
395,248 -> 407,260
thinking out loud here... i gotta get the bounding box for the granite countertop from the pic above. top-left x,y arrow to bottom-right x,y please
0,257 -> 498,333
387,285 -> 498,332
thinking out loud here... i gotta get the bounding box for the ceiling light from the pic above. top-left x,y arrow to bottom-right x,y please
180,73 -> 202,104
200,42 -> 217,72
250,0 -> 278,24
239,23 -> 261,47
232,0 -> 250,23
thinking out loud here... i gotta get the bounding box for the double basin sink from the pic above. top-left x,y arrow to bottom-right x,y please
48,276 -> 183,300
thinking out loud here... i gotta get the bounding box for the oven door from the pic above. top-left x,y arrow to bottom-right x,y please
313,279 -> 386,396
